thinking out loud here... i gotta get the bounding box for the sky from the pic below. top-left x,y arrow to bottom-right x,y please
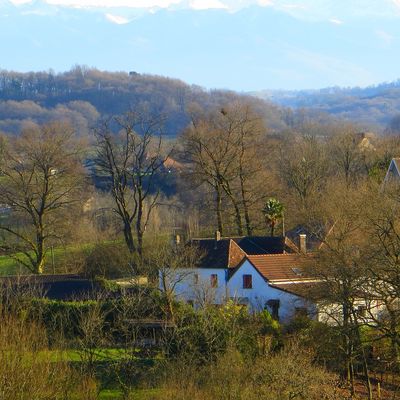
7,0 -> 400,16
2,0 -> 400,91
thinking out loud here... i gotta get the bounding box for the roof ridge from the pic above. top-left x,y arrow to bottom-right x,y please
248,253 -> 299,258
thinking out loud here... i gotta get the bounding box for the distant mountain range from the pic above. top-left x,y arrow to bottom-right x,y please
1,0 -> 400,91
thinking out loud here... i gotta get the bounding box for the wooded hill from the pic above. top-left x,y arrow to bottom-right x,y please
0,67 -> 290,137
253,80 -> 400,132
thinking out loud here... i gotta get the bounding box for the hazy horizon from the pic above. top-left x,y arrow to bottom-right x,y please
1,0 -> 400,91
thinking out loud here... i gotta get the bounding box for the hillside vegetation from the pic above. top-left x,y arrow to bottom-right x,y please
0,67 -> 288,137
253,80 -> 400,132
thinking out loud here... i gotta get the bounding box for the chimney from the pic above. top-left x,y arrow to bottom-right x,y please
299,234 -> 307,253
215,230 -> 221,242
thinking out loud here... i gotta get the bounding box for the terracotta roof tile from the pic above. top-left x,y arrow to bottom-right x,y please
270,282 -> 322,298
247,254 -> 312,282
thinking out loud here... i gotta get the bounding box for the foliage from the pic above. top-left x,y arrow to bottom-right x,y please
262,198 -> 284,236
0,68 -> 286,138
158,344 -> 341,400
165,303 -> 280,363
83,242 -> 132,279
0,310 -> 97,400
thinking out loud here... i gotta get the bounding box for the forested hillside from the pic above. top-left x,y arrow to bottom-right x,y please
0,67 -> 290,137
253,80 -> 400,132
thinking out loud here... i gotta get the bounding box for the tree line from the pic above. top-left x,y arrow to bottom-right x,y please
0,98 -> 399,275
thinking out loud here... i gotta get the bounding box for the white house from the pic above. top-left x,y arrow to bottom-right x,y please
160,233 -> 384,324
160,234 -> 319,322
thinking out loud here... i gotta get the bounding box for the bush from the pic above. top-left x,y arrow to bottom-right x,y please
159,344 -> 341,400
83,242 -> 132,279
165,302 -> 281,362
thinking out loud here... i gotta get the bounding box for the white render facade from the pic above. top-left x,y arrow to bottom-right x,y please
160,259 -> 316,323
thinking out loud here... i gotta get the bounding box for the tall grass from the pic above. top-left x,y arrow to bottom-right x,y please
0,309 -> 98,400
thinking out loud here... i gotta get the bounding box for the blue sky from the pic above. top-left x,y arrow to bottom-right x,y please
2,0 -> 400,91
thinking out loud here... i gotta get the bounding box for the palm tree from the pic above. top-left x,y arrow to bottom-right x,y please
262,198 -> 284,237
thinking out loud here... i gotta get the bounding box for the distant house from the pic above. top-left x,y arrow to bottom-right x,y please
384,158 -> 400,183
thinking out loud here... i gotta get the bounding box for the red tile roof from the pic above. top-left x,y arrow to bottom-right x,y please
247,254 -> 313,282
270,282 -> 322,298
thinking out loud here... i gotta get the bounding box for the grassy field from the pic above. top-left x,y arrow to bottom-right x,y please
0,241 -> 102,276
99,389 -> 160,399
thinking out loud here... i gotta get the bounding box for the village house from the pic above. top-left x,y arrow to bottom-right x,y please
384,158 -> 400,182
160,231 -> 384,324
160,232 -> 323,322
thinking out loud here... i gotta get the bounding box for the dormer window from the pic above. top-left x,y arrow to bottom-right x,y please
291,267 -> 302,276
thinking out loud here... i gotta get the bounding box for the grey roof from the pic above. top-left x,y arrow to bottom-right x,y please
191,236 -> 289,269
0,274 -> 101,300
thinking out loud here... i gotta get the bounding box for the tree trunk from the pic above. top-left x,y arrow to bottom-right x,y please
232,201 -> 243,236
353,312 -> 373,400
343,301 -> 356,397
239,169 -> 252,235
389,313 -> 400,370
224,187 -> 243,235
123,222 -> 136,254
216,184 -> 223,235
270,221 -> 275,237
36,231 -> 45,274
136,196 -> 144,263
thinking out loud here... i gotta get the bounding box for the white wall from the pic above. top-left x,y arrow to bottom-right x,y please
316,299 -> 384,325
159,261 -> 316,323
227,260 -> 314,322
160,268 -> 228,305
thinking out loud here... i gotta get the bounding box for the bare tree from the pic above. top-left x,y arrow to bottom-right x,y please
304,182 -> 373,398
363,184 -> 400,369
0,122 -> 86,274
220,102 -> 267,235
280,135 -> 328,209
181,102 -> 267,236
94,110 -> 169,260
328,125 -> 366,186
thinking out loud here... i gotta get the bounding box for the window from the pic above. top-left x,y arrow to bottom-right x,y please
243,274 -> 252,289
266,299 -> 280,320
210,274 -> 218,288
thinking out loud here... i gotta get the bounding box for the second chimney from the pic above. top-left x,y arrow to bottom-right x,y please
215,230 -> 221,242
299,234 -> 307,253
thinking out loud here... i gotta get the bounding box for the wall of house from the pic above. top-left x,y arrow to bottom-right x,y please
227,260 -> 314,322
316,299 -> 385,325
160,268 -> 228,305
159,262 -> 316,322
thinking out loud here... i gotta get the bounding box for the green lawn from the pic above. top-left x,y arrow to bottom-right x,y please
0,253 -> 26,275
0,241 -> 111,276
48,348 -> 147,363
99,389 -> 160,400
